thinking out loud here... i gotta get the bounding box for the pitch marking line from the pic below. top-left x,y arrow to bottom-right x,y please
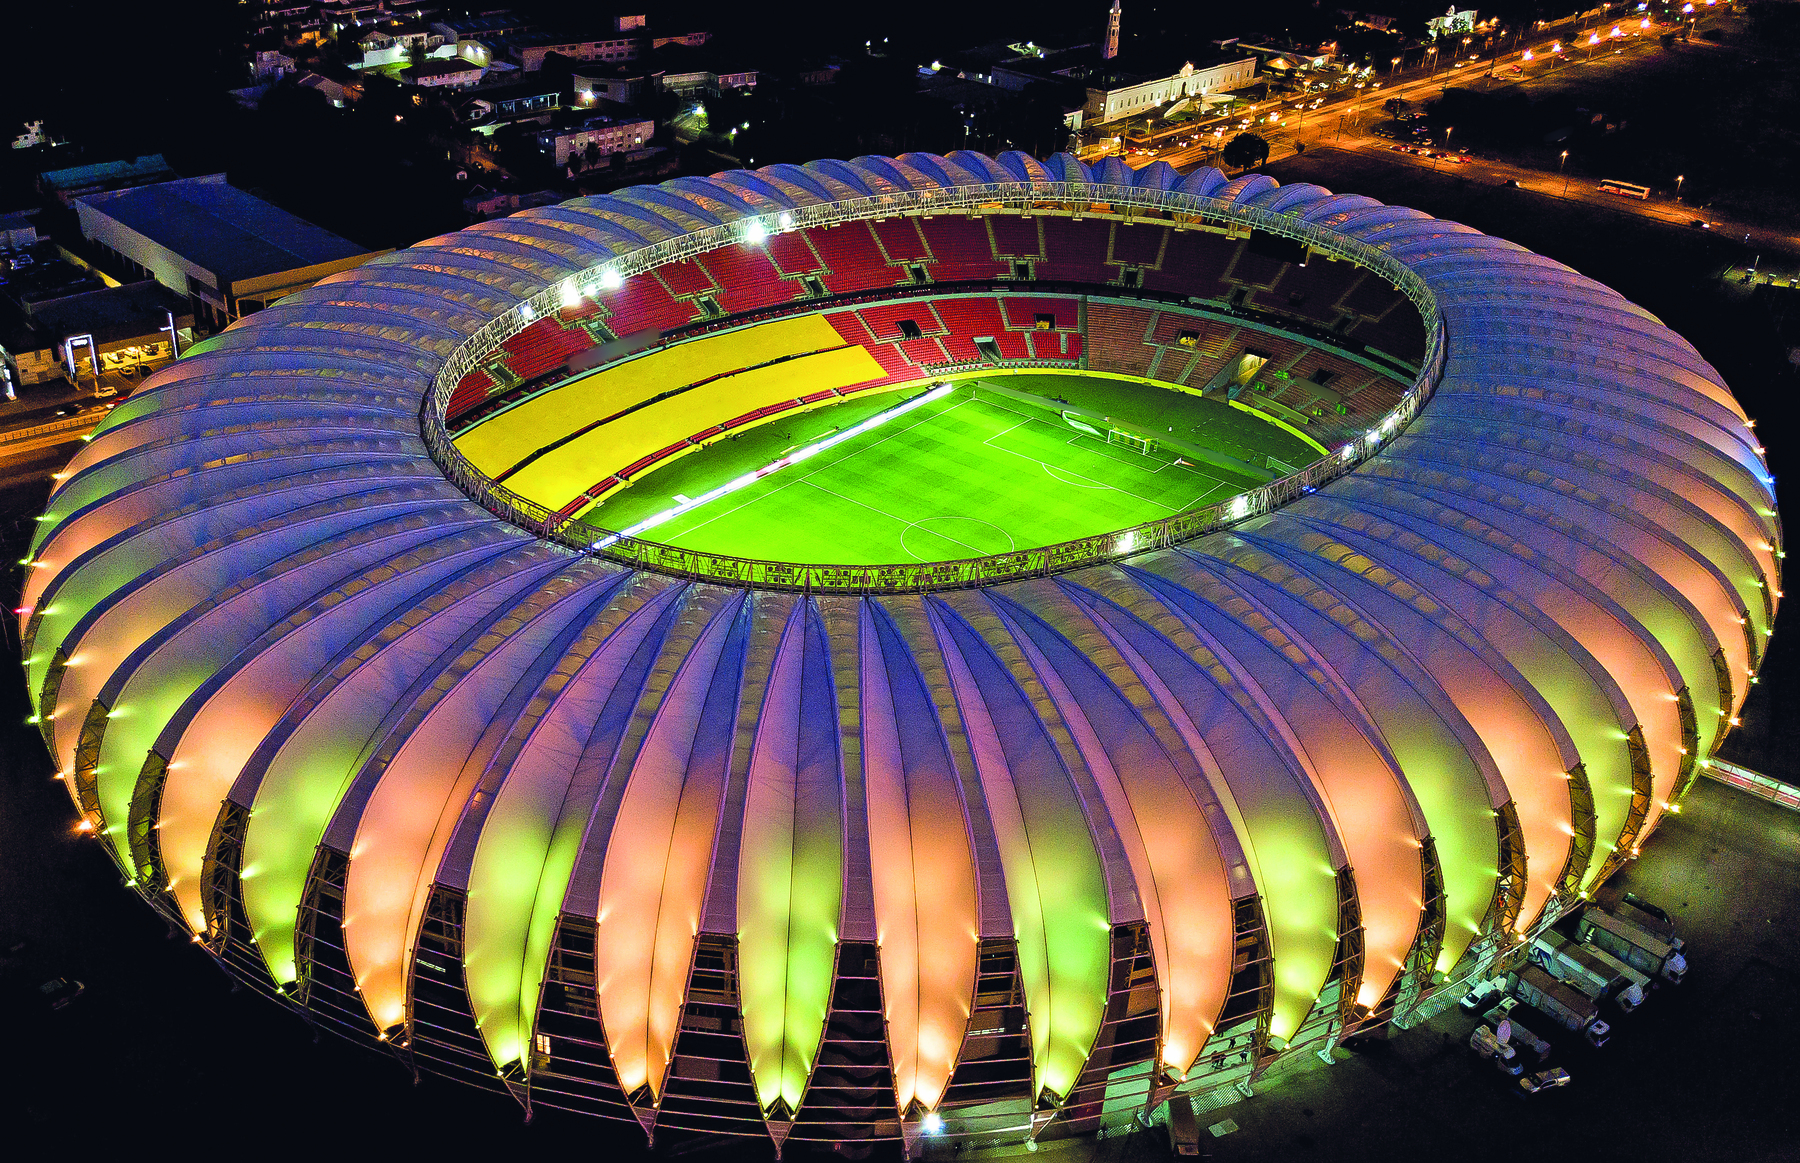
803,482 -> 994,561
980,433 -> 1181,511
901,516 -> 1016,561
619,396 -> 973,544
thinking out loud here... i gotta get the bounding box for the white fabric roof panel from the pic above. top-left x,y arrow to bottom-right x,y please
19,152 -> 1777,1149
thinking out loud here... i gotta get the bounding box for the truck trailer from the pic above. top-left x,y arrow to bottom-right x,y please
1577,940 -> 1651,1010
1580,909 -> 1687,984
1513,965 -> 1611,1046
1617,894 -> 1681,942
1532,932 -> 1642,1009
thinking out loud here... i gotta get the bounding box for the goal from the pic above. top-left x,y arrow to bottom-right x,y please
1107,428 -> 1157,455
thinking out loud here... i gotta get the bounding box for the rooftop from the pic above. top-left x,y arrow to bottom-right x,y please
29,280 -> 194,343
404,58 -> 486,80
75,175 -> 370,284
38,155 -> 177,195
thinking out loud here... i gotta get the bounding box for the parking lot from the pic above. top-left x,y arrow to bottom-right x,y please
1155,776 -> 1800,1163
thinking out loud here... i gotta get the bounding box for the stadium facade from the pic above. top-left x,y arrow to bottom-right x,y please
19,151 -> 1777,1151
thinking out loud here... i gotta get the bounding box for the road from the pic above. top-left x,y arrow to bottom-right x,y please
0,388 -> 113,492
1093,17 -> 1688,170
1083,11 -> 1800,259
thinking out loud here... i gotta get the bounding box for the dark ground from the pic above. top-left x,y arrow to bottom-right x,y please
2,147 -> 1798,1156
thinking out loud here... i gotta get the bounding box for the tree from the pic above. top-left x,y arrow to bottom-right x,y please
1221,132 -> 1270,171
1384,97 -> 1409,119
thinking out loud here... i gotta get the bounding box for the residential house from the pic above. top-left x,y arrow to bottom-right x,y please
537,112 -> 655,167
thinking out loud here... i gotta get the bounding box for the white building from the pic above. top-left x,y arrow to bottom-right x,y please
1086,57 -> 1257,123
538,114 -> 655,168
404,58 -> 488,89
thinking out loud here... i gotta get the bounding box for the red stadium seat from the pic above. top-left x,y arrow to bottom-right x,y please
1001,296 -> 1079,331
598,273 -> 693,333
987,216 -> 1042,258
811,222 -> 896,293
498,318 -> 598,382
657,259 -> 719,300
765,230 -> 825,276
1109,220 -> 1164,269
1142,228 -> 1235,298
1033,218 -> 1112,284
700,244 -> 799,314
915,217 -> 1007,282
869,218 -> 931,263
447,367 -> 495,419
1084,301 -> 1158,376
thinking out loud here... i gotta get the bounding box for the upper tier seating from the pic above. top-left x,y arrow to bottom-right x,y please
699,244 -> 797,315
987,216 -> 1042,258
914,216 -> 1009,283
1030,218 -> 1111,284
869,217 -> 931,264
500,318 -> 598,382
460,213 -> 1423,431
812,222 -> 897,293
656,259 -> 719,299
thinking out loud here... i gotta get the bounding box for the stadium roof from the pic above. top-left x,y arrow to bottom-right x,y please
21,151 -> 1777,1149
73,174 -> 369,286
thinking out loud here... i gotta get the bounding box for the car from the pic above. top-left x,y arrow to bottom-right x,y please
1519,1067 -> 1572,1094
1494,1045 -> 1525,1075
1458,981 -> 1499,1011
1504,178 -> 1523,187
38,977 -> 85,1011
1690,218 -> 1712,229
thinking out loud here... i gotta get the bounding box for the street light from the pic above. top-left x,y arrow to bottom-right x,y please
1560,149 -> 1571,196
1675,173 -> 1685,200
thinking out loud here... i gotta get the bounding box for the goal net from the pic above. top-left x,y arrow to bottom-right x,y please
1107,428 -> 1157,455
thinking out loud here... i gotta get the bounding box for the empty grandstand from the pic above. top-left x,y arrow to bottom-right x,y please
20,151 -> 1777,1155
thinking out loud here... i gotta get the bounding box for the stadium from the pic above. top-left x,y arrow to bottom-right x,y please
18,150 -> 1777,1152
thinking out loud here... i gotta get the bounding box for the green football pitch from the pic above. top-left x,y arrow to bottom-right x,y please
580,374 -> 1320,565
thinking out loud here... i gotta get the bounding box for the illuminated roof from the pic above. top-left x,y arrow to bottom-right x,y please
73,174 -> 370,285
20,151 -> 1777,1148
